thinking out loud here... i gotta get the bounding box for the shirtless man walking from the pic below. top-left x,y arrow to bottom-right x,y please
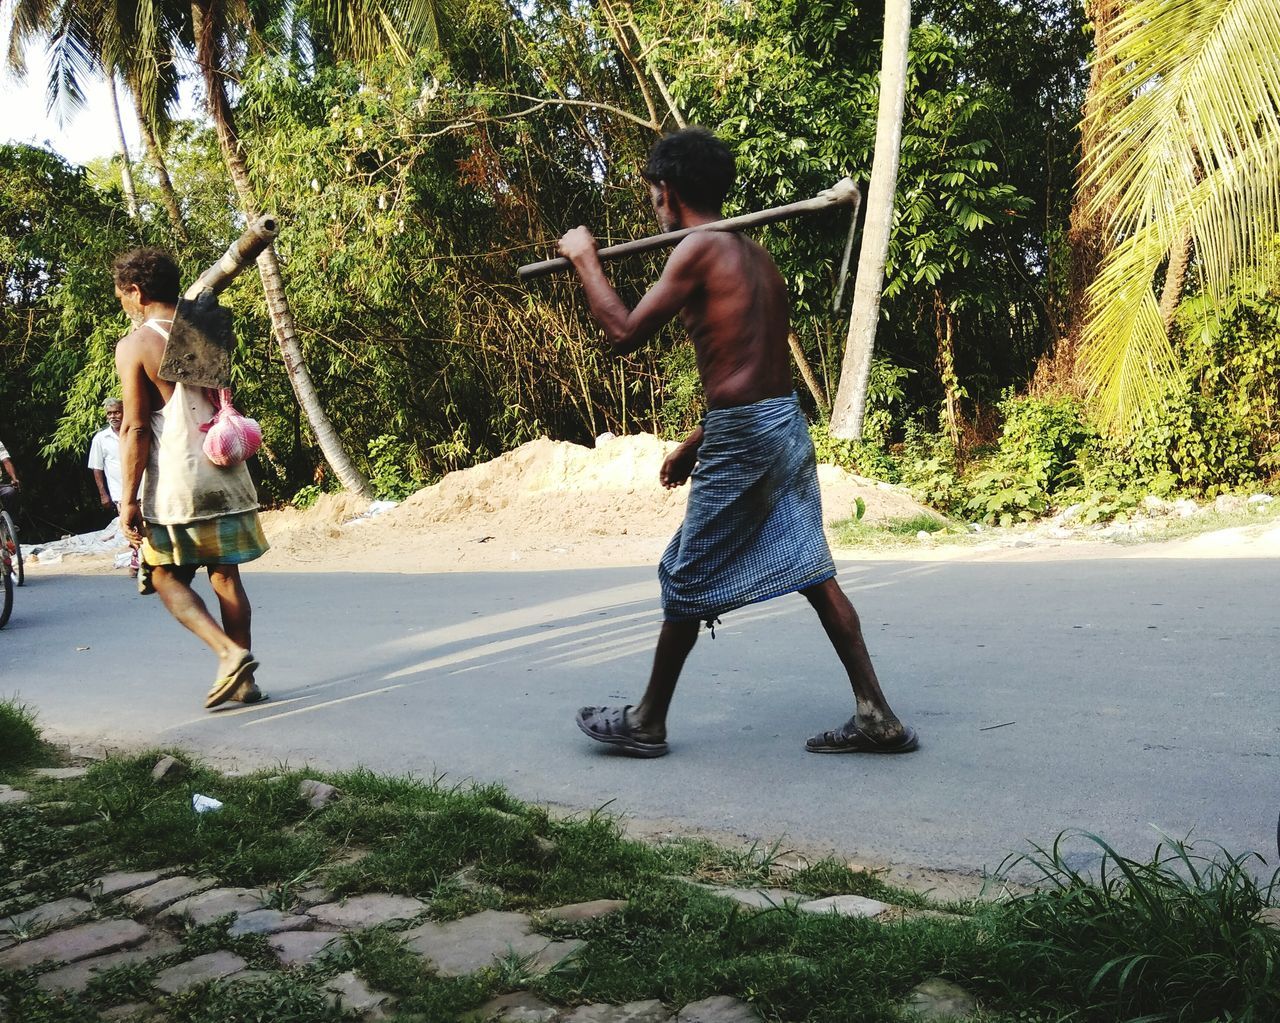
113,248 -> 268,708
561,128 -> 916,758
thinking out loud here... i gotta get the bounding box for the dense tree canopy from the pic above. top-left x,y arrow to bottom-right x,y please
2,0 -> 1277,540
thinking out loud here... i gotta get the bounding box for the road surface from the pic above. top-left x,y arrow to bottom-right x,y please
3,555 -> 1277,880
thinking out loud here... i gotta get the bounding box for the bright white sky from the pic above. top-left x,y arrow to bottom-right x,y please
1,33 -> 199,166
1,44 -> 142,164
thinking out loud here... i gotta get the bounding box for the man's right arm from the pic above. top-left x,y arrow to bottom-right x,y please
115,337 -> 153,544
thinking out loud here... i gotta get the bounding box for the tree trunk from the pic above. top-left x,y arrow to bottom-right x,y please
788,332 -> 829,416
1158,227 -> 1192,331
828,0 -> 911,439
129,85 -> 189,244
1034,0 -> 1120,394
191,1 -> 371,498
934,291 -> 961,446
107,75 -> 139,218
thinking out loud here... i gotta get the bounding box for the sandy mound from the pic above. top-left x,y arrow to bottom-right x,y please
257,433 -> 934,573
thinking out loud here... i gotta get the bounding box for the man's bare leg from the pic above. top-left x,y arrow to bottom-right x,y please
801,577 -> 906,743
207,565 -> 251,650
628,619 -> 700,742
151,566 -> 250,680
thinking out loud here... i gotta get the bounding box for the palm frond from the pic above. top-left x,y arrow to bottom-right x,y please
312,0 -> 440,64
1079,0 -> 1280,430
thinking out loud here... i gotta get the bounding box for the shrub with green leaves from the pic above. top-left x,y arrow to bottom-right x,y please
0,699 -> 42,772
964,395 -> 1093,525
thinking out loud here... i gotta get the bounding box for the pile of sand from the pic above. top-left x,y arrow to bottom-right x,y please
258,434 -> 933,573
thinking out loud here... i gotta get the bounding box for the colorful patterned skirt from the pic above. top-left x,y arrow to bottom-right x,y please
138,510 -> 269,594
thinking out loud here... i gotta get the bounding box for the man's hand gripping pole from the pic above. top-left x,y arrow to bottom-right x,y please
517,178 -> 860,283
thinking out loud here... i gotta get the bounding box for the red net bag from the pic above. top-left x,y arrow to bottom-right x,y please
200,388 -> 263,467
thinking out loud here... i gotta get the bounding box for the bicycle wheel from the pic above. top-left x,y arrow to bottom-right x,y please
0,547 -> 12,628
0,509 -> 21,587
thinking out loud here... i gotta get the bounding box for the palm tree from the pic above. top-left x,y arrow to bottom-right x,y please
188,0 -> 442,497
828,0 -> 911,439
6,0 -> 190,239
1077,0 -> 1280,430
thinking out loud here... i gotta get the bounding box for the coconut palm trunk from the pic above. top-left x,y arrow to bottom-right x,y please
191,0 -> 371,498
106,74 -> 139,217
129,81 -> 188,243
828,0 -> 911,439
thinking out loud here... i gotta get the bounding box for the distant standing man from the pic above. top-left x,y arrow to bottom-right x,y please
561,128 -> 917,758
89,397 -> 140,574
88,398 -> 125,514
112,248 -> 268,707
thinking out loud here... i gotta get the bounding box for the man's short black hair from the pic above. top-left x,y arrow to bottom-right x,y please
643,127 -> 736,213
112,248 -> 181,304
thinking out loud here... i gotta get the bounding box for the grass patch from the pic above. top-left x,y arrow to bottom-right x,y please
0,698 -> 45,773
830,512 -> 970,548
3,751 -> 1279,1022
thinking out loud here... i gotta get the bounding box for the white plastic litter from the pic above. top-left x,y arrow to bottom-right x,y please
342,500 -> 399,527
24,518 -> 128,563
191,794 -> 224,813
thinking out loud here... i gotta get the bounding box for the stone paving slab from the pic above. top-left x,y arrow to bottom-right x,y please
795,894 -> 889,919
0,896 -> 92,933
153,950 -> 247,993
268,929 -> 345,967
88,869 -> 179,900
36,935 -> 182,992
31,767 -> 91,780
698,886 -> 807,911
541,899 -> 629,923
306,893 -> 426,929
229,909 -> 313,936
324,970 -> 393,1014
676,996 -> 758,1022
0,786 -> 31,805
906,978 -> 979,1020
404,910 -> 582,978
0,918 -> 150,970
564,999 -> 672,1022
123,876 -> 219,915
159,887 -> 265,925
468,992 -> 560,1022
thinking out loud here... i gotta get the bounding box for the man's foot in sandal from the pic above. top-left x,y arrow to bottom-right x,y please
576,705 -> 669,758
805,716 -> 919,754
230,679 -> 268,705
206,650 -> 259,710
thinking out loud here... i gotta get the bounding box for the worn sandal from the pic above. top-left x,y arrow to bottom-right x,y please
576,705 -> 669,758
206,652 -> 259,709
805,718 -> 919,754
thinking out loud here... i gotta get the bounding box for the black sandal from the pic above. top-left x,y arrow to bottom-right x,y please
805,718 -> 919,754
576,705 -> 669,758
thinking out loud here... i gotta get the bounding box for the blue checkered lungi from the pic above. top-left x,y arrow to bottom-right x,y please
660,393 -> 836,622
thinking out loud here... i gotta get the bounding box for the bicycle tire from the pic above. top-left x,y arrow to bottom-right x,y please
0,548 -> 11,628
0,510 -> 21,587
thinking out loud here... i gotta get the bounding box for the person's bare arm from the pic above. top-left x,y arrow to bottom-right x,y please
660,425 -> 704,489
1,457 -> 16,488
558,229 -> 708,355
92,469 -> 113,508
115,337 -> 153,545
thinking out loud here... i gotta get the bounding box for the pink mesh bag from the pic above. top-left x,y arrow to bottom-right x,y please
200,388 -> 262,467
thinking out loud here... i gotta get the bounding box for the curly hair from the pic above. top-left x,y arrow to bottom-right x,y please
642,127 -> 737,213
111,248 -> 181,304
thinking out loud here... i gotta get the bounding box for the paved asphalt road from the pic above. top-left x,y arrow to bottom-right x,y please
3,556 -> 1278,880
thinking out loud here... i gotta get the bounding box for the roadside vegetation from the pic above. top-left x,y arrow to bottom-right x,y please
4,2 -> 1278,540
1,702 -> 1276,1022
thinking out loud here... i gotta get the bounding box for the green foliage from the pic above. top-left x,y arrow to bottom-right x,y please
1000,832 -> 1280,1022
366,434 -> 423,501
964,395 -> 1093,526
0,699 -> 43,772
898,421 -> 968,518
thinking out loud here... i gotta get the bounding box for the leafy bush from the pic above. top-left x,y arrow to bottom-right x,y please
1000,832 -> 1280,1022
964,394 -> 1093,525
0,699 -> 42,771
366,434 -> 424,501
898,420 -> 969,517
